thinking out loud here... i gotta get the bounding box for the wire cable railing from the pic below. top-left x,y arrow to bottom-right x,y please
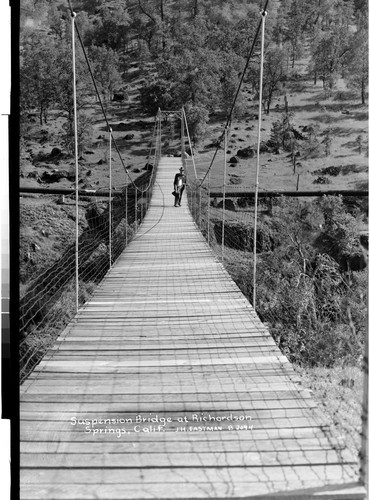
180,7 -> 367,487
19,1 -> 163,382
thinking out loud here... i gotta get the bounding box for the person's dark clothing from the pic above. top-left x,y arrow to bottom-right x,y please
173,172 -> 186,206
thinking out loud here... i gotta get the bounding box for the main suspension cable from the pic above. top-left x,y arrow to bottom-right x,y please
66,0 -> 157,193
199,0 -> 270,187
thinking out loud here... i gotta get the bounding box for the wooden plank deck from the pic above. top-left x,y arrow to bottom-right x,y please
20,158 -> 365,499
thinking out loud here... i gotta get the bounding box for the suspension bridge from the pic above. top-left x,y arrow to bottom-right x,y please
20,150 -> 366,499
19,3 -> 368,499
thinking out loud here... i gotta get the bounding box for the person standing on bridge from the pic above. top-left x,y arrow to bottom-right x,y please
173,166 -> 186,207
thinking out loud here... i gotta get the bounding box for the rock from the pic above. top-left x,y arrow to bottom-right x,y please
216,199 -> 236,211
259,142 -> 270,154
313,176 -> 330,185
86,170 -> 92,176
213,221 -> 275,252
41,170 -> 69,183
31,242 -> 40,252
302,125 -> 315,133
342,109 -> 350,115
115,122 -> 127,131
132,168 -> 141,173
229,156 -> 239,164
292,129 -> 305,140
97,159 -> 105,165
124,134 -> 134,140
236,146 -> 255,159
312,166 -> 340,177
50,147 -> 62,158
112,93 -> 126,102
27,171 -> 39,179
237,197 -> 250,208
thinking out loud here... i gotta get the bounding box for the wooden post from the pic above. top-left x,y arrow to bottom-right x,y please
135,189 -> 138,229
109,129 -> 113,268
125,183 -> 128,247
71,11 -> 79,313
360,328 -> 369,490
221,129 -> 228,263
252,10 -> 267,309
158,109 -> 162,158
181,109 -> 185,167
199,185 -> 202,228
207,170 -> 211,245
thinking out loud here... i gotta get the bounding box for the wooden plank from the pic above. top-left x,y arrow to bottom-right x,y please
19,426 -> 333,443
20,437 -> 339,454
20,449 -> 355,468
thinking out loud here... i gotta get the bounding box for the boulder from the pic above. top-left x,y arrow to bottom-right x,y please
124,134 -> 134,140
112,93 -> 126,102
229,156 -> 239,164
313,176 -> 330,185
237,146 -> 255,159
41,170 -> 69,183
27,171 -> 39,179
213,221 -> 274,252
259,142 -> 270,153
216,199 -> 236,211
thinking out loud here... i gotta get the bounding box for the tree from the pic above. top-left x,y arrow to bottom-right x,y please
282,0 -> 305,68
270,112 -> 296,151
315,196 -> 365,273
140,78 -> 175,114
85,0 -> 130,51
261,48 -> 287,115
344,27 -> 368,104
21,32 -> 60,125
62,112 -> 93,156
184,103 -> 209,145
322,127 -> 333,156
310,28 -> 351,91
89,45 -> 122,101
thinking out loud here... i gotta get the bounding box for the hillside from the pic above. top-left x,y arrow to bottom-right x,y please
19,0 -> 368,342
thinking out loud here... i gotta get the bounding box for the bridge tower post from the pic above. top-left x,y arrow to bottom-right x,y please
181,107 -> 185,166
158,108 -> 162,158
71,10 -> 79,313
360,329 -> 368,491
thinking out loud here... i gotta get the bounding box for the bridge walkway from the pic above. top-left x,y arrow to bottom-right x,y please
20,158 -> 363,499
